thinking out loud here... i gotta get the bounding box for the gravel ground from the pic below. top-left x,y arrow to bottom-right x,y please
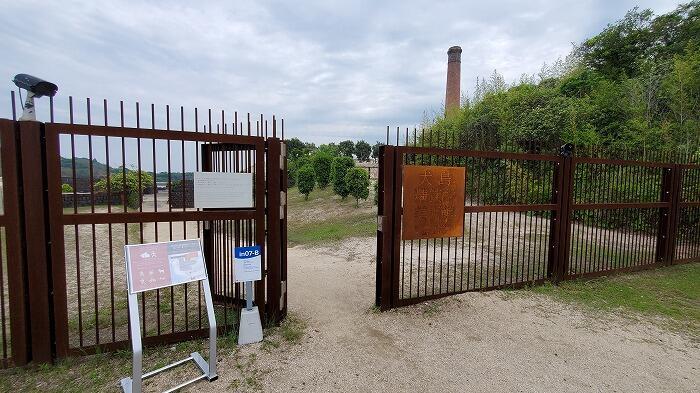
190,237 -> 699,393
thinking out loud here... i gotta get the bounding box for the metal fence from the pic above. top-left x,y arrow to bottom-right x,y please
376,129 -> 699,309
0,93 -> 287,366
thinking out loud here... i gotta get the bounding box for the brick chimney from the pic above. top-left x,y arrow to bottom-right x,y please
445,46 -> 462,113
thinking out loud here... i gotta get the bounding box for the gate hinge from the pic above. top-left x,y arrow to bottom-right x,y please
377,215 -> 383,232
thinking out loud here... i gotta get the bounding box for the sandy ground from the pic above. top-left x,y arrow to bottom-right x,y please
188,237 -> 700,393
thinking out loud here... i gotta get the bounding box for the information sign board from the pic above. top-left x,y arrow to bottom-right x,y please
125,239 -> 207,294
193,171 -> 253,209
233,245 -> 262,283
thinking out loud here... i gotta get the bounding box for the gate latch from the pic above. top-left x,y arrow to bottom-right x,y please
377,216 -> 383,232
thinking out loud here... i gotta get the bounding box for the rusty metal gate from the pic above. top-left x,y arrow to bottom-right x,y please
0,95 -> 287,366
377,139 -> 699,310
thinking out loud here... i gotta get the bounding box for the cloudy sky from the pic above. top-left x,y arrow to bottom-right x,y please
0,0 -> 684,145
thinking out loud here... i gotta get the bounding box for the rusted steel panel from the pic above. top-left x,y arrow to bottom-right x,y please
18,121 -> 53,364
0,119 -> 29,366
401,165 -> 466,240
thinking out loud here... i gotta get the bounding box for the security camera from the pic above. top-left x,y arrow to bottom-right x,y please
13,73 -> 58,121
559,143 -> 574,157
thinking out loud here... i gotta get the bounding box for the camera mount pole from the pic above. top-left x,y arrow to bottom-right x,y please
19,91 -> 36,121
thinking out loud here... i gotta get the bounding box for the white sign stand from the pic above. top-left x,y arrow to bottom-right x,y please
120,239 -> 218,393
234,246 -> 263,345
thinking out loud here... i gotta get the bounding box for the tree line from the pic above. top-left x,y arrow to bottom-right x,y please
286,138 -> 385,205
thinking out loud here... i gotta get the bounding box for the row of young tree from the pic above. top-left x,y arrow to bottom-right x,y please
285,138 -> 384,163
287,140 -> 374,205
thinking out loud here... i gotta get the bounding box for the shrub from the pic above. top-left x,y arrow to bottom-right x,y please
330,156 -> 355,199
345,167 -> 369,207
94,171 -> 153,209
297,165 -> 315,200
61,183 -> 74,193
288,155 -> 311,188
311,152 -> 333,188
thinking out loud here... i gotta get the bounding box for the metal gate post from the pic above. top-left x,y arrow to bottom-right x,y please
265,138 -> 282,324
280,141 -> 288,320
657,165 -> 681,265
17,121 -> 53,363
376,145 -> 396,310
552,151 -> 574,283
0,119 -> 30,366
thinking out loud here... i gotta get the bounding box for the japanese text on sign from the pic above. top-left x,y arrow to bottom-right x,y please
402,165 -> 466,240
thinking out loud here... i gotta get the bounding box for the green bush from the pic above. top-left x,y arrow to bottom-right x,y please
345,167 -> 369,206
94,171 -> 153,209
61,183 -> 73,193
312,152 -> 333,188
331,156 -> 355,199
297,165 -> 315,200
288,155 -> 311,188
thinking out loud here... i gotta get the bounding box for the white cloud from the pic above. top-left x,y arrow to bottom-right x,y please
0,0 -> 684,144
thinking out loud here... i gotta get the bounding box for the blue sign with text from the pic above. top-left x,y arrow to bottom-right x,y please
233,245 -> 262,282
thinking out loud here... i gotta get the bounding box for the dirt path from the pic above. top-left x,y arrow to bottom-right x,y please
194,237 -> 699,392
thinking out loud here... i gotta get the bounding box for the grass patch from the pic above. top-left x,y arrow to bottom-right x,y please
287,186 -> 376,246
531,263 -> 700,336
288,213 -> 376,245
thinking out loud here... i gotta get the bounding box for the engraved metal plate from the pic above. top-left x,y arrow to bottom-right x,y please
401,165 -> 466,240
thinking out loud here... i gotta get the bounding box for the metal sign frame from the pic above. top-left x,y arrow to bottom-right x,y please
121,239 -> 218,393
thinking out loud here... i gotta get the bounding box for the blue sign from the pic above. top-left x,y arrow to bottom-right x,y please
233,245 -> 262,282
235,245 -> 261,259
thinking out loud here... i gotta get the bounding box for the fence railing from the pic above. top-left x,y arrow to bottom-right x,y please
376,131 -> 699,310
0,93 -> 288,367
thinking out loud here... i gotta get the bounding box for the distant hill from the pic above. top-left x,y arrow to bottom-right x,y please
60,157 -> 193,181
60,157 -> 116,179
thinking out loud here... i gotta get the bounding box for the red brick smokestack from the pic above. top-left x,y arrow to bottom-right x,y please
445,46 -> 462,113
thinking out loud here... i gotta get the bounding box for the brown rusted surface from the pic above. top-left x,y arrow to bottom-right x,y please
401,165 -> 466,240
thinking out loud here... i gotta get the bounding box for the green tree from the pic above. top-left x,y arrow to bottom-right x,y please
345,167 -> 370,207
94,171 -> 154,209
296,165 -> 315,200
318,143 -> 339,156
285,137 -> 307,161
330,156 -> 355,199
61,183 -> 73,193
355,140 -> 371,162
338,140 -> 355,158
311,152 -> 333,188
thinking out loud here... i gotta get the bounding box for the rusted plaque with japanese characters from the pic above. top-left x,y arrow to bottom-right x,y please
402,165 -> 466,240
